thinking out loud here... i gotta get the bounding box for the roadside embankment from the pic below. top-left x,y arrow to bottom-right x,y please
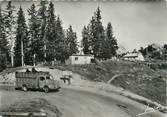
65,79 -> 167,115
49,60 -> 166,106
0,63 -> 166,115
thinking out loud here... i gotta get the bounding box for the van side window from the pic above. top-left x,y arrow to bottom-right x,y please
75,57 -> 78,61
40,77 -> 45,81
46,76 -> 50,80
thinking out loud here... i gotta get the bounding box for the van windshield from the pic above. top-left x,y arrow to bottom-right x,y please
46,76 -> 53,80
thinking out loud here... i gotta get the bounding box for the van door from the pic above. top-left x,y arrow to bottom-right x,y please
38,76 -> 46,89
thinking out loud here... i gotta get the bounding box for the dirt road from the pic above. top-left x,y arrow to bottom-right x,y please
1,86 -> 164,117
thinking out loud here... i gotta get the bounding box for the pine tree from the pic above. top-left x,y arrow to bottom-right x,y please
92,7 -> 105,59
162,44 -> 167,60
66,25 -> 79,56
0,6 -> 8,69
14,6 -> 28,66
37,0 -> 48,61
0,6 -> 8,54
164,44 -> 167,50
104,22 -> 118,59
88,16 -> 96,54
81,26 -> 91,54
45,1 -> 56,61
54,16 -> 68,63
3,1 -> 16,65
45,2 -> 56,42
83,7 -> 118,60
27,3 -> 41,65
139,47 -> 145,56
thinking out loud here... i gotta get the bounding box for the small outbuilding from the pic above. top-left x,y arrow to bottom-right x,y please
123,52 -> 145,61
65,54 -> 94,65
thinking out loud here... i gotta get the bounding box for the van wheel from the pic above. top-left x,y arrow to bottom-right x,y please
43,86 -> 49,93
22,85 -> 28,92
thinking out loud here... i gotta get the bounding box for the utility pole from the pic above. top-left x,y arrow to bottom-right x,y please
43,32 -> 47,63
44,44 -> 46,63
11,39 -> 14,67
21,38 -> 24,66
33,54 -> 36,66
11,52 -> 14,67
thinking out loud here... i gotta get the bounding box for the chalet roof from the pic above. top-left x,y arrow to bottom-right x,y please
123,53 -> 138,58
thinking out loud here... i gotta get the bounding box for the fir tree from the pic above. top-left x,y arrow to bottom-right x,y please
88,16 -> 96,54
3,1 -> 16,65
162,44 -> 167,60
27,3 -> 41,65
28,3 -> 38,44
14,6 -> 28,66
164,44 -> 167,50
83,7 -> 118,60
0,6 -> 8,69
92,7 -> 105,59
37,0 -> 48,61
45,2 -> 56,42
81,26 -> 91,54
139,47 -> 145,56
54,16 -> 68,63
0,6 -> 8,54
45,2 -> 56,61
66,25 -> 79,56
104,22 -> 118,59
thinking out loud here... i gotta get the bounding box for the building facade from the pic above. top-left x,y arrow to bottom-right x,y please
123,52 -> 145,61
65,54 -> 94,65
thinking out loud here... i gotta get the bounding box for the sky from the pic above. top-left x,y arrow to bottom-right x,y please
1,0 -> 167,51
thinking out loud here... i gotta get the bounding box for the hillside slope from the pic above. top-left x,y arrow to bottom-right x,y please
52,60 -> 166,106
